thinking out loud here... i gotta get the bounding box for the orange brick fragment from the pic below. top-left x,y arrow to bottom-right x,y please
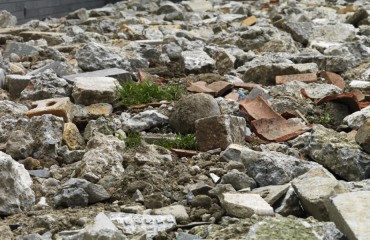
24,97 -> 74,122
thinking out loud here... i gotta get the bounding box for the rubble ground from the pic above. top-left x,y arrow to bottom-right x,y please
0,0 -> 370,239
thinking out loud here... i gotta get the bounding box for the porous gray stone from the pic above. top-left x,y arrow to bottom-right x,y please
0,152 -> 35,216
180,50 -> 215,74
221,169 -> 256,191
6,130 -> 34,160
121,110 -> 169,132
75,42 -> 130,71
169,93 -> 221,134
0,10 -> 17,28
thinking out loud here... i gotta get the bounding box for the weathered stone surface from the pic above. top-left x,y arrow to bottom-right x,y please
6,130 -> 34,160
306,125 -> 370,181
221,169 -> 256,191
72,77 -> 119,105
180,50 -> 215,74
20,69 -> 72,101
5,75 -> 33,98
195,115 -> 246,151
0,100 -> 28,117
245,216 -> 344,240
65,212 -> 126,240
63,68 -> 131,83
169,93 -> 221,134
26,114 -> 64,160
63,123 -> 86,150
107,212 -> 176,238
355,119 -> 370,154
292,176 -> 347,221
121,110 -> 168,132
0,152 -> 35,216
328,191 -> 370,240
75,42 -> 130,71
0,10 -> 16,28
251,184 -> 290,206
239,146 -> 321,186
0,115 -> 29,145
75,133 -> 125,183
3,41 -> 39,59
151,205 -> 190,223
221,193 -> 274,218
54,178 -> 110,208
343,106 -> 370,130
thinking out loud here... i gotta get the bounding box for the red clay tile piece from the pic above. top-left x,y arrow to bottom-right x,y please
319,71 -> 346,90
251,118 -> 309,142
359,102 -> 370,109
187,81 -> 214,94
207,81 -> 233,97
224,92 -> 239,102
232,82 -> 260,91
316,93 -> 361,113
239,96 -> 283,121
171,148 -> 199,157
275,73 -> 317,85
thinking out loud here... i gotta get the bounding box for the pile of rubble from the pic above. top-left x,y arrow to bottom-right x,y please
0,0 -> 370,239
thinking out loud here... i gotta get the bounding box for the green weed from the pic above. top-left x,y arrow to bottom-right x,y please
154,134 -> 198,150
115,80 -> 184,106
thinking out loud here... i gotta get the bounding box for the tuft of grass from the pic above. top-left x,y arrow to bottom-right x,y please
308,112 -> 331,126
118,131 -> 142,149
115,80 -> 184,106
154,134 -> 198,150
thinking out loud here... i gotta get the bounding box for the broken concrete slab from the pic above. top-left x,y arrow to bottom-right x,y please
5,75 -> 33,98
72,77 -> 119,105
328,191 -> 370,240
195,115 -> 246,151
2,41 -> 39,59
63,68 -> 131,83
275,73 -> 317,85
221,193 -> 274,218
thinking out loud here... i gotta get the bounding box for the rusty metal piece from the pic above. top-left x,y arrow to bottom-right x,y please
316,93 -> 361,113
251,118 -> 309,142
240,96 -> 283,121
275,73 -> 317,85
319,71 -> 346,90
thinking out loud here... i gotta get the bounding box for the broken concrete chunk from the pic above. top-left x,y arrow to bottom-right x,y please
355,119 -> 370,154
195,115 -> 246,151
63,122 -> 86,150
221,193 -> 274,218
343,106 -> 370,130
151,205 -> 190,223
275,73 -> 317,85
0,152 -> 35,216
107,212 -> 176,238
72,77 -> 119,105
5,75 -> 33,98
328,191 -> 370,240
63,68 -> 131,83
180,50 -> 215,74
251,184 -> 290,206
0,10 -> 17,28
3,41 -> 39,59
24,97 -> 74,122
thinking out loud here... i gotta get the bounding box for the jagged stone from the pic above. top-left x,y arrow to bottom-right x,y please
0,152 -> 35,216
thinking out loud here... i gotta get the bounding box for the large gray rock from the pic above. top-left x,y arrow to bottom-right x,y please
72,77 -> 119,105
0,115 -> 29,145
0,10 -> 17,28
169,93 -> 221,134
75,133 -> 125,183
221,193 -> 274,218
121,110 -> 168,132
328,191 -> 370,240
180,50 -> 215,74
0,100 -> 28,117
239,146 -> 321,186
75,42 -> 130,71
282,21 -> 314,45
221,169 -> 256,191
305,125 -> 370,181
195,115 -> 246,151
26,114 -> 64,160
292,175 -> 348,221
54,178 -> 110,208
0,152 -> 35,216
343,106 -> 370,130
245,216 -> 344,240
20,69 -> 72,101
6,130 -> 34,160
